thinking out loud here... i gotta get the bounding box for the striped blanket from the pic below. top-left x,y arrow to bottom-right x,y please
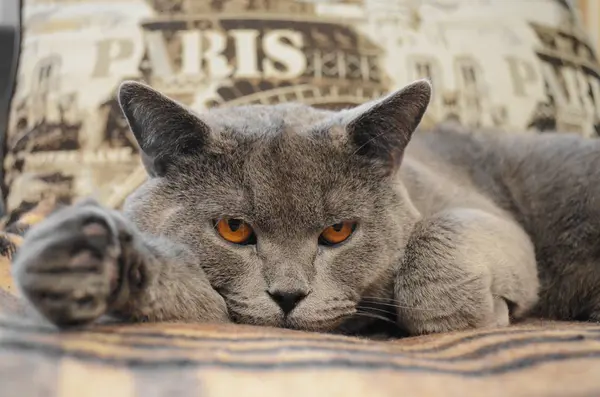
1,200 -> 599,397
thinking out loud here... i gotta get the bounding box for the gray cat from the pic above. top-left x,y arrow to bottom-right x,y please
11,79 -> 600,336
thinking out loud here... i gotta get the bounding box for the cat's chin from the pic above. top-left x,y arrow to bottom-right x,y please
282,312 -> 355,333
230,311 -> 353,333
228,313 -> 346,333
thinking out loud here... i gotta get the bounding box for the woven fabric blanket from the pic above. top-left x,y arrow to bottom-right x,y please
1,201 -> 599,397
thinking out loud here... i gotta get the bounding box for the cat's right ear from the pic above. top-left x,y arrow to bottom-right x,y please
118,81 -> 210,177
341,79 -> 431,174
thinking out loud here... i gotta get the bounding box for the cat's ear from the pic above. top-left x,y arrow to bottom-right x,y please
344,79 -> 431,172
118,81 -> 210,177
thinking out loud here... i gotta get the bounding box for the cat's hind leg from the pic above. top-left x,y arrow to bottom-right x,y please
531,259 -> 600,323
395,208 -> 539,335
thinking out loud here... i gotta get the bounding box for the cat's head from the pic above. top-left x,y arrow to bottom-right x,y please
118,80 -> 431,332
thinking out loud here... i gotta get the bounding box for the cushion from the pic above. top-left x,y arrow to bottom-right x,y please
579,0 -> 599,56
4,0 -> 600,215
1,200 -> 600,396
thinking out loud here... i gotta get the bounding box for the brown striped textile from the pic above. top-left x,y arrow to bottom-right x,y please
1,202 -> 600,397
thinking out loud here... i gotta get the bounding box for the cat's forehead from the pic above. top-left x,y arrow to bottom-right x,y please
202,103 -> 335,137
193,103 -> 371,196
178,104 -> 374,229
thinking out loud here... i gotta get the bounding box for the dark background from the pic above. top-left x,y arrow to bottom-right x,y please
0,0 -> 21,216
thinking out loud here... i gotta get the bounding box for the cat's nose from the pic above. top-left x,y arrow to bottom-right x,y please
267,289 -> 308,315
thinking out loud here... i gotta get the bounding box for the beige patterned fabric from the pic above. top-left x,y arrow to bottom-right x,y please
1,314 -> 600,397
578,0 -> 600,56
4,0 -> 600,214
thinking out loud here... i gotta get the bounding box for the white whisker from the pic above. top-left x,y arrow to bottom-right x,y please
354,310 -> 396,325
360,296 -> 439,312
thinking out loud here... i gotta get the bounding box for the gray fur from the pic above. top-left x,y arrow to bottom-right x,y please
11,79 -> 600,336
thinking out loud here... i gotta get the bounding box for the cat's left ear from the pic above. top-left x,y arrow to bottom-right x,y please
118,81 -> 210,177
343,79 -> 431,172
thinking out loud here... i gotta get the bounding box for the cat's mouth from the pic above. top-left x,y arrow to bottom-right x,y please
223,299 -> 354,332
225,306 -> 350,332
216,288 -> 395,333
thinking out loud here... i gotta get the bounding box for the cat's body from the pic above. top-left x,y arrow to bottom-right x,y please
403,129 -> 600,325
11,80 -> 600,336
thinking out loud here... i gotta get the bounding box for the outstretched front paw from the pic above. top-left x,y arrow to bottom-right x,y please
12,199 -> 141,327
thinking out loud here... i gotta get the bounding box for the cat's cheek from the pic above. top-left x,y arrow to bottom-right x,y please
194,232 -> 259,273
288,295 -> 354,332
229,296 -> 285,327
320,237 -> 389,294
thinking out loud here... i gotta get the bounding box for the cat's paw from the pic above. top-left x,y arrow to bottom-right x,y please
395,209 -> 538,335
12,199 -> 138,327
394,271 -> 504,335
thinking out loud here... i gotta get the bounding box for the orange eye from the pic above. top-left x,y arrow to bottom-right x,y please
215,218 -> 256,245
319,221 -> 356,246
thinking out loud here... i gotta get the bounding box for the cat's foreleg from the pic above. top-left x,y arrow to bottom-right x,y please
12,199 -> 229,327
394,208 -> 539,335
